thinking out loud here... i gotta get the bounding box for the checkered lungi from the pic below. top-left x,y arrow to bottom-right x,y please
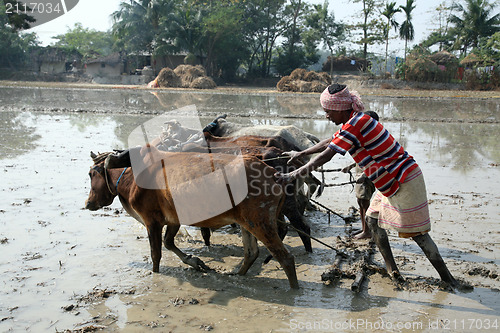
366,166 -> 431,238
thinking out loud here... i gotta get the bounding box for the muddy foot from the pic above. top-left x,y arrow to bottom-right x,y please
350,229 -> 362,236
353,231 -> 372,240
183,255 -> 212,272
390,271 -> 405,284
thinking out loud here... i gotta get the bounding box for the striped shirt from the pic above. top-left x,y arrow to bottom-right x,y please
328,111 -> 418,197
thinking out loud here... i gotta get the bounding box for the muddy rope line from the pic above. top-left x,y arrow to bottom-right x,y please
276,219 -> 338,252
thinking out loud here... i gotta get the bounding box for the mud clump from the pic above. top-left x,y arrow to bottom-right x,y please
464,264 -> 499,279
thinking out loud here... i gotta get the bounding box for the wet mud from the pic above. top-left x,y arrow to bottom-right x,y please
0,86 -> 499,332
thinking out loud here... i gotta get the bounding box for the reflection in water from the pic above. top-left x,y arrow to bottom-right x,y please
0,112 -> 41,159
406,122 -> 500,171
1,87 -> 498,171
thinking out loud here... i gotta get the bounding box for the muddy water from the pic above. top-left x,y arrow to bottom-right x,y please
0,86 -> 499,332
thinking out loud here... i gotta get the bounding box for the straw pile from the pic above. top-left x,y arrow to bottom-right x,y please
277,69 -> 332,92
154,65 -> 216,89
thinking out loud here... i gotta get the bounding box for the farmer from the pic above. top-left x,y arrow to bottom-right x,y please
341,110 -> 379,240
276,84 -> 457,286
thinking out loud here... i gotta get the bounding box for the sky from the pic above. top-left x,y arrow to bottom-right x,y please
26,0 -> 476,57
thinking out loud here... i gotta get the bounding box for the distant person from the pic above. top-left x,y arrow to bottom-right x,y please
275,84 -> 457,286
341,110 -> 379,240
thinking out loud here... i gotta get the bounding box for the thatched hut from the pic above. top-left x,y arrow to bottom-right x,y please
30,46 -> 82,74
460,53 -> 481,68
429,51 -> 457,66
86,52 -> 126,78
277,69 -> 332,93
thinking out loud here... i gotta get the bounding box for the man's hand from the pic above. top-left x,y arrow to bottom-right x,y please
341,163 -> 356,173
281,150 -> 303,165
274,171 -> 297,185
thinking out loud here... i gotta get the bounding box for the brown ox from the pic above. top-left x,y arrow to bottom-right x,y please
182,144 -> 313,253
85,149 -> 299,289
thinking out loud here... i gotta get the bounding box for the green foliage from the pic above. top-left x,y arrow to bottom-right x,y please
52,23 -> 114,59
0,2 -> 39,68
398,0 -> 415,61
449,0 -> 500,54
348,0 -> 385,61
2,0 -> 36,30
471,32 -> 500,65
303,1 -> 345,73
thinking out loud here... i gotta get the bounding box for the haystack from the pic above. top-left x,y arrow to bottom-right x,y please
156,67 -> 181,88
152,65 -> 216,89
174,64 -> 208,87
189,76 -> 217,89
277,69 -> 331,93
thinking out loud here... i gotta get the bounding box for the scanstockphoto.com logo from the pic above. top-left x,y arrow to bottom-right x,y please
128,105 -> 250,226
4,0 -> 79,29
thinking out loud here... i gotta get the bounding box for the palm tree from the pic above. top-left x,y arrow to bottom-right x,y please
112,0 -> 173,55
449,0 -> 500,55
399,0 -> 416,62
381,2 -> 400,73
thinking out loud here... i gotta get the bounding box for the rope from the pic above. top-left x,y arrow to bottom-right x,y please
261,155 -> 291,162
315,168 -> 343,173
322,180 -> 356,187
277,220 -> 337,252
309,198 -> 346,220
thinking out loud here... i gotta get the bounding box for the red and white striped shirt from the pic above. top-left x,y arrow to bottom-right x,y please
328,111 -> 418,197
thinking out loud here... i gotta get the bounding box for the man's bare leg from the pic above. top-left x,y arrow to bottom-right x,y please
366,216 -> 400,278
412,233 -> 458,286
354,198 -> 372,239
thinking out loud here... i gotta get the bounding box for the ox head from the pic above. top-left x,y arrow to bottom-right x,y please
85,152 -> 116,211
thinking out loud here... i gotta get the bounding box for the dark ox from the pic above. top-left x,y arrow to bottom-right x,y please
85,148 -> 299,289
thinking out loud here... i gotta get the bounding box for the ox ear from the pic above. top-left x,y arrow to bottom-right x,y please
90,151 -> 97,159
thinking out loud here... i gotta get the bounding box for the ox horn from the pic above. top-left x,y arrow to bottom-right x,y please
90,151 -> 97,160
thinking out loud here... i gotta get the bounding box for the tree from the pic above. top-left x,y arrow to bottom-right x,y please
112,0 -> 172,55
3,0 -> 35,31
398,0 -> 416,62
200,1 -> 249,78
381,2 -> 400,73
242,0 -> 287,77
303,1 -> 345,74
0,2 -> 39,68
274,0 -> 319,76
154,3 -> 204,59
349,0 -> 385,65
52,23 -> 114,59
449,0 -> 500,55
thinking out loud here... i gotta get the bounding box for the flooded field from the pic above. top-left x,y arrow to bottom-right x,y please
0,86 -> 499,332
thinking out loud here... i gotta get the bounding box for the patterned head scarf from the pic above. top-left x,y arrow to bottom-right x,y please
320,84 -> 365,112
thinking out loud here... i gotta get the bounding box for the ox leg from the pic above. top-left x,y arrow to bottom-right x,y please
263,214 -> 287,264
163,224 -> 211,272
200,227 -> 211,246
252,222 -> 298,289
147,223 -> 163,273
282,193 -> 312,253
262,236 -> 299,289
237,228 -> 259,275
